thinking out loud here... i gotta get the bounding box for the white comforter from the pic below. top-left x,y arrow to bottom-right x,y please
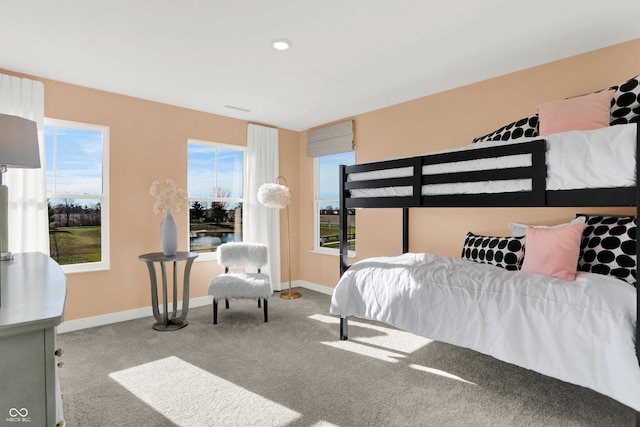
330,252 -> 640,410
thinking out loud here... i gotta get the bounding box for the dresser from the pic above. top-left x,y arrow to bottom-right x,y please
0,252 -> 66,427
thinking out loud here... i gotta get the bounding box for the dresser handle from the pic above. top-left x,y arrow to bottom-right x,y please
55,347 -> 64,357
57,361 -> 64,368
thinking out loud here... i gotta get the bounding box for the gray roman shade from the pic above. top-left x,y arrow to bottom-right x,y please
306,120 -> 354,157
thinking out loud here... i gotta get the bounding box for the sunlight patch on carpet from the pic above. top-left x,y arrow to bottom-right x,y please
409,364 -> 477,385
109,356 -> 301,427
310,314 -> 432,353
312,314 -> 473,385
320,339 -> 406,363
310,421 -> 340,427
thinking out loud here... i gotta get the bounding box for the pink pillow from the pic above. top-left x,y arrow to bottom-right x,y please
536,90 -> 614,136
521,222 -> 584,281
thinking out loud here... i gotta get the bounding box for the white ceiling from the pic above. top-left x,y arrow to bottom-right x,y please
1,1 -> 639,131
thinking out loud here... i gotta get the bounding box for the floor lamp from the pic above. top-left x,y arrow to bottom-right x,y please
257,176 -> 301,299
0,114 -> 41,261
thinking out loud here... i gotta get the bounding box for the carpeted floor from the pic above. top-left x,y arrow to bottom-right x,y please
57,289 -> 635,426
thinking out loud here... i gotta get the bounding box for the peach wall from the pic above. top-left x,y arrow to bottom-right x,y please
297,38 -> 640,288
0,69 -> 300,321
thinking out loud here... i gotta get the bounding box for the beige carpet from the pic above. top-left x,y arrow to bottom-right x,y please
57,289 -> 636,426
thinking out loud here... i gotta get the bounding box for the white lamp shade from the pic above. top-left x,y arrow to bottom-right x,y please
257,183 -> 291,209
0,114 -> 40,168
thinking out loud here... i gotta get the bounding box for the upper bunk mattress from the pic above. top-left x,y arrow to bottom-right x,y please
348,123 -> 637,197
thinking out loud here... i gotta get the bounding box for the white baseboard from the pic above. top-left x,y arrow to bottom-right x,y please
57,280 -> 334,333
57,296 -> 212,333
293,279 -> 334,296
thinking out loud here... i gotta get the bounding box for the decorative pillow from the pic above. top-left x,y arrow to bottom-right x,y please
537,90 -> 615,136
577,215 -> 636,286
472,114 -> 539,143
461,232 -> 525,271
521,222 -> 584,281
508,216 -> 585,238
609,74 -> 640,126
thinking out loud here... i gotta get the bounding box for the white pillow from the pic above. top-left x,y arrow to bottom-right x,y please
508,216 -> 586,238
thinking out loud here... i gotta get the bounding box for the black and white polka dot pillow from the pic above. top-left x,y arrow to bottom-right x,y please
472,114 -> 539,143
609,74 -> 640,126
461,232 -> 525,271
577,215 -> 636,287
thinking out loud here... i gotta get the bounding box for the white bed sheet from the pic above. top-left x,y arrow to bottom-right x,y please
348,123 -> 637,197
330,252 -> 640,410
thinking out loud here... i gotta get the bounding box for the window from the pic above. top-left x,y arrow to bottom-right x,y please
314,151 -> 356,254
187,140 -> 245,258
45,119 -> 109,272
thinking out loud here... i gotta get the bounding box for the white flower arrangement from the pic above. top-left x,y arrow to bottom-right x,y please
149,179 -> 188,215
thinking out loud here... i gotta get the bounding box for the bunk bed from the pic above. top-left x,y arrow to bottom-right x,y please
330,94 -> 640,413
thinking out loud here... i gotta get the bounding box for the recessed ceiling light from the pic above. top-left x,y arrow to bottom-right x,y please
272,38 -> 291,51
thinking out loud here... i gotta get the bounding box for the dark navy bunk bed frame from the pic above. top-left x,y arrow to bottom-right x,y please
337,122 -> 640,421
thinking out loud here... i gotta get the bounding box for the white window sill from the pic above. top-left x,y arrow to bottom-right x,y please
61,263 -> 110,274
309,249 -> 356,258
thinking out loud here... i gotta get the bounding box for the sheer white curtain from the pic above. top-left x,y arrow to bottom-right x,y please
244,124 -> 282,290
0,73 -> 49,254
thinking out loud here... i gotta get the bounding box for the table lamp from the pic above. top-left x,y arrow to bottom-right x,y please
0,114 -> 40,261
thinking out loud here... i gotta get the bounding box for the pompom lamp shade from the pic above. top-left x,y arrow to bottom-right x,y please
257,183 -> 291,209
257,176 -> 300,299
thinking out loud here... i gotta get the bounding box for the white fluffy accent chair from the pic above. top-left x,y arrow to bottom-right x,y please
208,242 -> 272,324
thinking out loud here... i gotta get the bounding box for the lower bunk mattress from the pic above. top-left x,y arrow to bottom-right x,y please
330,252 -> 640,410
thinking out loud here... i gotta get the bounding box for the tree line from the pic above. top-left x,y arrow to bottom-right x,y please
190,201 -> 239,224
48,199 -> 101,227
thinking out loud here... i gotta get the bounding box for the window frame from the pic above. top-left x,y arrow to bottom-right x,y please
313,153 -> 356,257
45,118 -> 110,273
187,139 -> 246,261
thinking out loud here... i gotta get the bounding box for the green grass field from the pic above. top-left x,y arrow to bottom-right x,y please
49,226 -> 101,265
320,224 -> 355,249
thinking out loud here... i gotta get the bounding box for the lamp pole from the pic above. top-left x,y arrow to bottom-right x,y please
277,176 -> 300,299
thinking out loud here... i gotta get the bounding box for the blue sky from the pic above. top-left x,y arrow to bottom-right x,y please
318,151 -> 355,200
188,144 -> 244,198
45,125 -> 103,195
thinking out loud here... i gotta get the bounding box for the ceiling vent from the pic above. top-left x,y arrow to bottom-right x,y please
224,105 -> 253,113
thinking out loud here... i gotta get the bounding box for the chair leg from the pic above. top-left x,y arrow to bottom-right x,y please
263,299 -> 268,323
258,298 -> 261,308
225,299 -> 230,309
213,299 -> 218,325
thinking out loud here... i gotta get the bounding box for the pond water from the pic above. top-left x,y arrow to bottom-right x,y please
190,231 -> 237,249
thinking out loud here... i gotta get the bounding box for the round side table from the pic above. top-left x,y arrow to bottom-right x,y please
138,251 -> 198,331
